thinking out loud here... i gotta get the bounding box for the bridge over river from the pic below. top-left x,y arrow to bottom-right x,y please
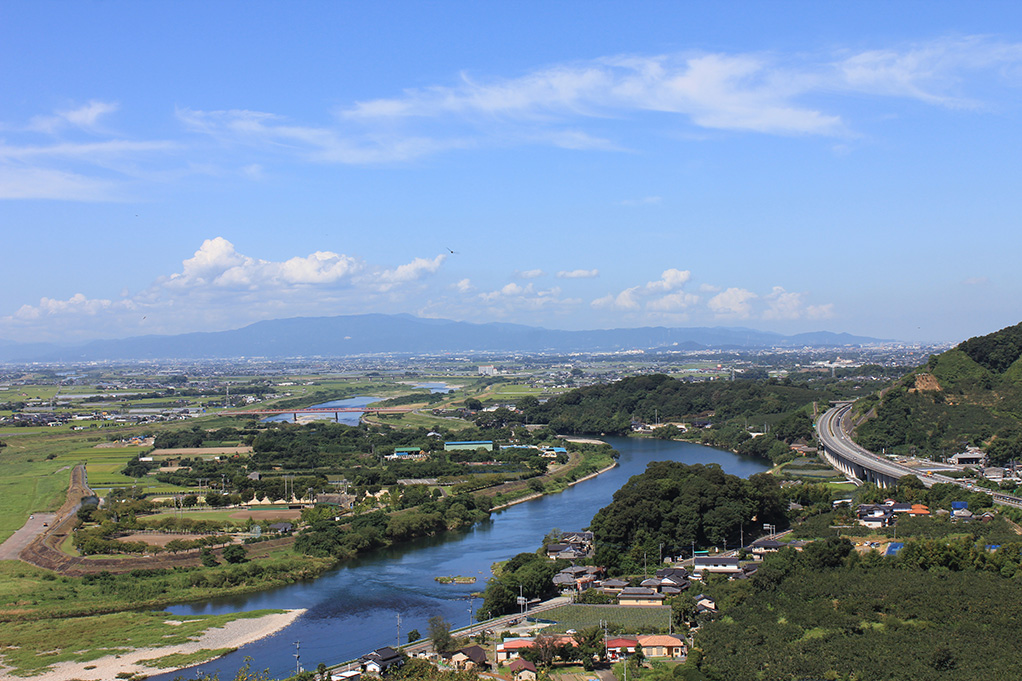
220,405 -> 415,422
817,402 -> 1022,508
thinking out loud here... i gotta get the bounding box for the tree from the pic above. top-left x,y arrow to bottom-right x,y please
200,547 -> 219,567
407,629 -> 421,643
223,544 -> 248,564
428,615 -> 455,654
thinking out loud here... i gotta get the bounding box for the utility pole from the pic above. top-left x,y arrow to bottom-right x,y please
396,614 -> 401,646
293,640 -> 301,676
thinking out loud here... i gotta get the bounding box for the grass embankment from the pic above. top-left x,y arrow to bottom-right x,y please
0,606 -> 280,676
0,555 -> 333,622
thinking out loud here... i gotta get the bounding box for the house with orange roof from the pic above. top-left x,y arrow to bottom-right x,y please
637,634 -> 685,658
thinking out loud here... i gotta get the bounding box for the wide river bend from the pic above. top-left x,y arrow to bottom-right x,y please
152,436 -> 769,680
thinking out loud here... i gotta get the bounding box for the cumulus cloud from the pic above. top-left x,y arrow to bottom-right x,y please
708,287 -> 758,317
593,268 -> 694,311
518,269 -> 545,279
557,269 -> 599,279
4,238 -> 449,341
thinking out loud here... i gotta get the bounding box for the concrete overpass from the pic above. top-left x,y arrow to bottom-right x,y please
817,402 -> 1022,507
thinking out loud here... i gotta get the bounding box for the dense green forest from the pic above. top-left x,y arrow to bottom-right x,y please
518,374 -> 820,463
588,462 -> 787,571
521,374 -> 831,435
855,321 -> 1022,462
694,537 -> 1022,680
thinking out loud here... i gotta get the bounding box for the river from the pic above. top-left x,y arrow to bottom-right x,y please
152,436 -> 769,680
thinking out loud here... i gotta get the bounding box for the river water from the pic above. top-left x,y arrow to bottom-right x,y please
152,437 -> 768,680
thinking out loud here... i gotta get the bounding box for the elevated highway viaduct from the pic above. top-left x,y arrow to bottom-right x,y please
816,402 -> 1022,508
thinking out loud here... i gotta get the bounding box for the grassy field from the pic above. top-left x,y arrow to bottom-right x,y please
536,604 -> 672,634
0,606 -> 281,676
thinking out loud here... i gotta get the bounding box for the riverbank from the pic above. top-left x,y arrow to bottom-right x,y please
489,461 -> 618,512
9,609 -> 306,681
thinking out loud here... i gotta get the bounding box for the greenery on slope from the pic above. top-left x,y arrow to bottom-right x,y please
694,538 -> 1022,680
588,461 -> 787,572
854,321 -> 1022,461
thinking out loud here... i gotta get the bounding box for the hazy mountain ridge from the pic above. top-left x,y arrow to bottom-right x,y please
0,314 -> 889,363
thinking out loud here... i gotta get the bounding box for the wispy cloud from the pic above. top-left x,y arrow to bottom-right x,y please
557,269 -> 600,279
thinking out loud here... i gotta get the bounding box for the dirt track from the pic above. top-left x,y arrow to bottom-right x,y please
18,466 -> 295,575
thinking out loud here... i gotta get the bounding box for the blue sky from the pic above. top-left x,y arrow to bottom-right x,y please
3,1 -> 1022,344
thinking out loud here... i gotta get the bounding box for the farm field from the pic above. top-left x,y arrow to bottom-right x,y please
536,604 -> 672,634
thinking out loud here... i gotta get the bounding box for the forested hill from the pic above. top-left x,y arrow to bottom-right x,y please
520,373 -> 827,436
855,321 -> 1022,463
589,461 -> 786,572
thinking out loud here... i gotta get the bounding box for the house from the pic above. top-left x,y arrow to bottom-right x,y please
450,645 -> 487,670
616,586 -> 666,605
360,647 -> 403,675
749,538 -> 787,558
268,522 -> 294,533
496,638 -> 535,662
599,577 -> 629,593
908,504 -> 930,517
331,671 -> 361,681
694,593 -> 717,614
692,557 -> 744,578
637,634 -> 685,658
856,504 -> 895,529
508,658 -> 537,681
605,638 -> 638,660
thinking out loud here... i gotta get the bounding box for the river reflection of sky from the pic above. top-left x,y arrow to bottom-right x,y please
151,438 -> 768,680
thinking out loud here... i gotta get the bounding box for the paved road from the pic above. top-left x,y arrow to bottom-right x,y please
817,403 -> 1022,508
329,596 -> 573,673
0,513 -> 57,561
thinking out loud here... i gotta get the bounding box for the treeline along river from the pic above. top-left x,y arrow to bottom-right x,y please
151,437 -> 769,680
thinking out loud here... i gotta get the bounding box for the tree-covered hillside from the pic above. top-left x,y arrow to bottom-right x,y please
854,321 -> 1022,462
589,461 -> 786,571
521,373 -> 823,463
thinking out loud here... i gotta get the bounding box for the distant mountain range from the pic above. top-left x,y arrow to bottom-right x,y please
0,314 -> 891,363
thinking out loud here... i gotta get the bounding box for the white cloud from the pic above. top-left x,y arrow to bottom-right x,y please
593,268 -> 694,311
28,100 -> 119,133
806,303 -> 835,320
557,269 -> 600,279
762,286 -> 805,320
592,286 -> 641,310
518,269 -> 545,279
708,287 -> 758,317
3,239 -> 449,341
454,278 -> 473,293
647,291 -> 700,312
375,254 -> 447,291
645,268 -> 692,292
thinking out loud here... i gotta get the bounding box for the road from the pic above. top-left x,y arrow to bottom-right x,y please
817,403 -> 1022,508
0,513 -> 57,561
328,597 -> 573,673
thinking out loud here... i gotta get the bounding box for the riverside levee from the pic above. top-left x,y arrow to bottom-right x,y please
149,436 -> 769,681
